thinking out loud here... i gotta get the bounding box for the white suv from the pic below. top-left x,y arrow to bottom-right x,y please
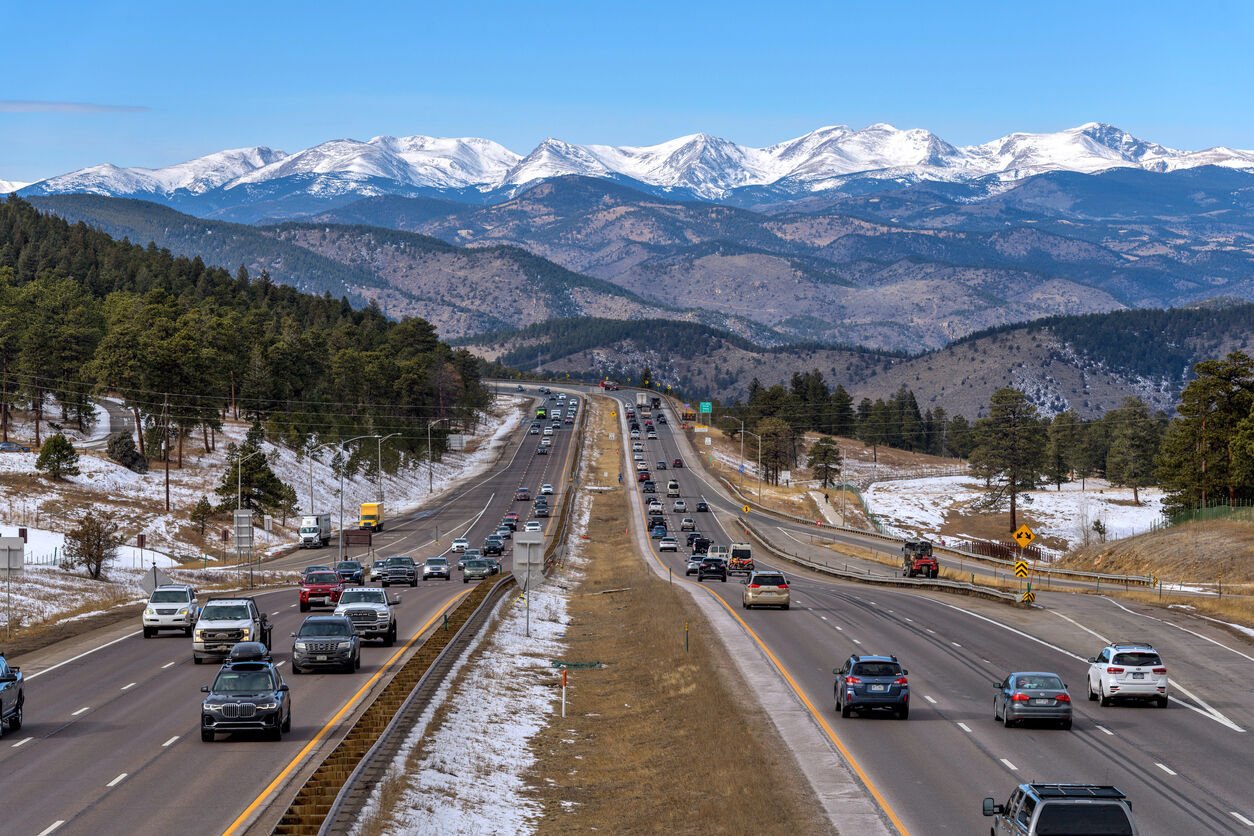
143,584 -> 199,637
1087,642 -> 1168,707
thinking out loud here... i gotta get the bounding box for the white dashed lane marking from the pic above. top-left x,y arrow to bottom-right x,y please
1095,724 -> 1114,736
957,722 -> 972,732
1156,763 -> 1177,776
951,641 -> 962,647
36,821 -> 65,836
162,736 -> 179,747
71,707 -> 90,716
106,773 -> 127,787
1000,758 -> 1018,771
924,695 -> 937,704
11,737 -> 33,748
161,661 -> 176,669
121,682 -> 136,690
1231,811 -> 1254,826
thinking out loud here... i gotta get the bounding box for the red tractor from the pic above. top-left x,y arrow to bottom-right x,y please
902,539 -> 939,579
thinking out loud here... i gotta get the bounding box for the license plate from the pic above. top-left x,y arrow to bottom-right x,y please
1030,698 -> 1051,705
312,597 -> 327,604
1132,672 -> 1145,680
869,684 -> 887,692
316,655 -> 328,661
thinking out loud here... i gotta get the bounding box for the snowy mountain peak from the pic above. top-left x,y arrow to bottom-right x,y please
17,122 -> 1254,207
1,178 -> 30,194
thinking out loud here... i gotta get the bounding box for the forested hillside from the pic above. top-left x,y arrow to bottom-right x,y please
0,197 -> 488,471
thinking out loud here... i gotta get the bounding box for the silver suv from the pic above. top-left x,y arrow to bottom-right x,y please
143,583 -> 199,637
984,783 -> 1137,835
334,587 -> 399,646
1086,642 -> 1168,707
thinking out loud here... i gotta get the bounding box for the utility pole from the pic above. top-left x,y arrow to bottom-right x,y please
161,394 -> 171,512
427,418 -> 449,493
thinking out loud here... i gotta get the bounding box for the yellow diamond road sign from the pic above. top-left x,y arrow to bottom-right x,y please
1021,590 -> 1036,604
742,504 -> 751,514
1013,524 -> 1035,548
1014,561 -> 1029,579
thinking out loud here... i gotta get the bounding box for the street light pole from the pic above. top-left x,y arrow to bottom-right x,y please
742,430 -> 763,503
376,432 -> 401,505
307,442 -> 333,515
336,434 -> 380,563
427,418 -> 450,494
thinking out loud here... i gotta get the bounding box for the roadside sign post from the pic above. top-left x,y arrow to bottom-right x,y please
0,536 -> 24,639
1012,525 -> 1035,600
515,532 -> 545,639
561,668 -> 568,718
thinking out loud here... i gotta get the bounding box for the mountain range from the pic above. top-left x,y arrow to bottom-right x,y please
16,122 -> 1254,221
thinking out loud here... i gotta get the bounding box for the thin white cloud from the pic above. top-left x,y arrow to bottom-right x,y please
0,100 -> 149,113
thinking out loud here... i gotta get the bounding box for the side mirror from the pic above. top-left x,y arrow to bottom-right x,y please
390,597 -> 402,606
901,669 -> 909,676
290,632 -> 297,638
832,668 -> 841,676
741,579 -> 749,585
982,798 -> 1002,817
1088,657 -> 1098,663
278,684 -> 289,692
993,681 -> 1002,688
200,685 -> 210,693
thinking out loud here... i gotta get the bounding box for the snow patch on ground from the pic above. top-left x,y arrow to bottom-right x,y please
865,475 -> 1164,555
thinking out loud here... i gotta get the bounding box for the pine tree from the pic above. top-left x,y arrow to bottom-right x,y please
1105,398 -> 1162,504
969,388 -> 1047,532
806,436 -> 843,488
1044,411 -> 1083,489
190,496 -> 215,536
35,432 -> 80,481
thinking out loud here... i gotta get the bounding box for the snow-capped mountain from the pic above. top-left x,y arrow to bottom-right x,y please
0,178 -> 29,194
18,122 -> 1254,212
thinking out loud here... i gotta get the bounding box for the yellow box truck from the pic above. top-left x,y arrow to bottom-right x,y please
358,502 -> 384,532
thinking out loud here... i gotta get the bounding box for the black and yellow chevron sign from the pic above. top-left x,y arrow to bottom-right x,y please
1014,560 -> 1029,579
1021,590 -> 1036,603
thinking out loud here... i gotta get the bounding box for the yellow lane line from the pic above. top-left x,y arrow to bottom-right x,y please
223,590 -> 472,836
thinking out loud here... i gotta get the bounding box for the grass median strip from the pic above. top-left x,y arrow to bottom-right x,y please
524,397 -> 831,834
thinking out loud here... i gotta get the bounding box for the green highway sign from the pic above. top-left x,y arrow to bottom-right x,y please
699,401 -> 712,413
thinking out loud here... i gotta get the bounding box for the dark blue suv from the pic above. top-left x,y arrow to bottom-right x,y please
834,654 -> 910,719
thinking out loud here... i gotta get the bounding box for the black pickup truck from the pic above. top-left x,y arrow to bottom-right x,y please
0,654 -> 24,736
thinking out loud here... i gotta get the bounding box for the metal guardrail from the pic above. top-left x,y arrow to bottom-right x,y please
735,518 -> 1023,605
715,474 -> 1154,587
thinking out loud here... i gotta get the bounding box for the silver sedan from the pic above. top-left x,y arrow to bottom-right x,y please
993,672 -> 1073,729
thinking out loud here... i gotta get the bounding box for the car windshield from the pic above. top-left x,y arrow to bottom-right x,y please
386,557 -> 414,566
339,590 -> 386,604
150,590 -> 189,603
852,662 -> 901,677
1034,802 -> 1134,835
299,621 -> 351,637
1016,675 -> 1064,690
466,560 -> 488,568
201,604 -> 249,620
305,572 -> 338,584
754,575 -> 786,586
1112,652 -> 1161,667
212,670 -> 275,692
427,558 -> 448,566
336,562 -> 361,570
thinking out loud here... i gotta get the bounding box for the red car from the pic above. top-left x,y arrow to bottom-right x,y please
637,471 -> 651,482
673,458 -> 684,468
299,571 -> 344,612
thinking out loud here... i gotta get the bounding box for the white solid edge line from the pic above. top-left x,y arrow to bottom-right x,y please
12,736 -> 33,747
935,599 -> 1246,733
36,821 -> 65,836
161,661 -> 176,669
924,695 -> 937,704
1000,758 -> 1018,771
957,722 -> 972,732
106,772 -> 127,787
1100,595 -> 1254,664
71,706 -> 89,716
951,641 -> 962,647
162,736 -> 179,747
1095,724 -> 1114,736
1156,763 -> 1177,776
121,682 -> 136,690
25,631 -> 143,680
1230,811 -> 1254,826
1050,608 -> 1110,645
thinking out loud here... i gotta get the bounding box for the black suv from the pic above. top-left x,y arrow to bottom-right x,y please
381,556 -> 418,587
697,556 -> 727,582
335,560 -> 365,585
834,654 -> 910,719
482,536 -> 504,556
290,615 -> 361,674
983,784 -> 1137,835
200,658 -> 291,741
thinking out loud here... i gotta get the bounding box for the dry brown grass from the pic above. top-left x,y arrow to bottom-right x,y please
525,399 -> 832,835
1060,519 -> 1254,585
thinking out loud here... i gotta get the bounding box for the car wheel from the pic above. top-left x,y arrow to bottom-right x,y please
897,705 -> 909,720
1002,710 -> 1014,728
385,626 -> 396,647
1156,696 -> 1169,708
840,699 -> 852,719
184,625 -> 193,637
282,711 -> 292,733
721,577 -> 726,583
292,665 -> 303,674
410,580 -> 417,587
193,655 -> 203,665
1087,679 -> 1097,701
1060,718 -> 1073,730
270,726 -> 283,742
463,577 -> 468,583
142,627 -> 153,638
1099,686 -> 1112,707
782,604 -> 790,610
201,729 -> 214,742
994,700 -> 1001,722
299,602 -> 310,612
8,701 -> 21,731
355,652 -> 361,671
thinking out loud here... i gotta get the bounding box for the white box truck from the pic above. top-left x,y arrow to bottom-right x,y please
299,514 -> 332,548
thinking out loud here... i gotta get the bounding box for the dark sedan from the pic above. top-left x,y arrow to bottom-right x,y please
993,672 -> 1073,729
697,557 -> 727,582
334,560 -> 365,585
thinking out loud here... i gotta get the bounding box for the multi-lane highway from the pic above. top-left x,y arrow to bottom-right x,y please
606,390 -> 1254,835
1,393 -> 581,836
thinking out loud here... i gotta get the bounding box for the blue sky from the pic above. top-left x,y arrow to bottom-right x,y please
3,0 -> 1252,181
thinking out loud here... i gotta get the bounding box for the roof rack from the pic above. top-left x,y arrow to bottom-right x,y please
1030,784 -> 1127,800
1111,641 -> 1156,649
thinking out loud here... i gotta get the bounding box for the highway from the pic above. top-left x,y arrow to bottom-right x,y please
0,392 -> 581,836
607,390 -> 1254,835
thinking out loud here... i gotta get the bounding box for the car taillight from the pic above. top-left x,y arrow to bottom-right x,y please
1153,667 -> 1167,674
844,676 -> 861,685
1106,666 -> 1124,674
895,677 -> 909,686
1011,693 -> 1030,702
1056,693 -> 1071,703
778,583 -> 788,589
748,584 -> 760,589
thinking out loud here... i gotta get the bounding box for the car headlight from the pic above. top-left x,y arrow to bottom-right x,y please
256,701 -> 278,711
195,630 -> 205,640
177,608 -> 188,616
240,628 -> 251,639
203,702 -> 217,712
294,642 -> 309,651
144,607 -> 156,616
337,641 -> 351,650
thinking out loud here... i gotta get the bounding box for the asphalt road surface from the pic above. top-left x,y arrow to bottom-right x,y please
0,392 -> 581,836
607,391 -> 1254,835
